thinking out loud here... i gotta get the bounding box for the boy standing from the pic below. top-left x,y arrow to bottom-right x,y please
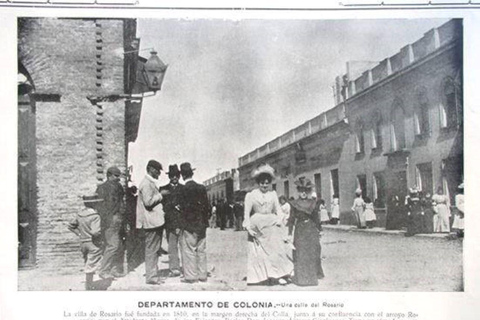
68,195 -> 103,290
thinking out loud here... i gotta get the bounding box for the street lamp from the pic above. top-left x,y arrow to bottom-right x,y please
143,50 -> 167,93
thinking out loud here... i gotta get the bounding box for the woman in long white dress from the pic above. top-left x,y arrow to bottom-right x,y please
243,164 -> 293,285
432,186 -> 451,233
351,189 -> 366,229
330,195 -> 340,225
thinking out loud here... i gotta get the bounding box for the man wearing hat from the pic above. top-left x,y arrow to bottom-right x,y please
159,164 -> 185,277
178,162 -> 211,283
137,160 -> 168,285
95,166 -> 125,279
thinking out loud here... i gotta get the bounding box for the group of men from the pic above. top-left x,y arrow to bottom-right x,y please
70,160 -> 211,288
136,160 -> 211,285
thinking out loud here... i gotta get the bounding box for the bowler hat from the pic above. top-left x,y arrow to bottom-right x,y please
167,164 -> 181,177
107,166 -> 121,176
180,162 -> 195,175
147,160 -> 162,171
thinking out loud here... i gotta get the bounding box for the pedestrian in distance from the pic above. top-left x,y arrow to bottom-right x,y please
159,164 -> 185,278
287,178 -> 325,286
243,163 -> 293,286
432,186 -> 451,233
421,192 -> 435,234
95,166 -> 126,279
233,199 -> 245,232
405,187 -> 423,237
137,160 -> 168,285
67,195 -> 104,290
364,196 -> 377,229
450,183 -> 464,239
318,199 -> 330,225
351,188 -> 366,229
209,201 -> 217,229
178,162 -> 211,283
330,194 -> 340,225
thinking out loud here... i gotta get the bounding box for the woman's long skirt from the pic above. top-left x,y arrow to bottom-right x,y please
247,213 -> 293,284
292,219 -> 324,286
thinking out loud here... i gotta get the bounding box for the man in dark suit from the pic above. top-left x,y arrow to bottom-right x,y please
178,162 -> 211,283
159,164 -> 184,277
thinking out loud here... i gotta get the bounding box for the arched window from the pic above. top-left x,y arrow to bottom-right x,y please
390,100 -> 406,151
371,112 -> 383,150
440,77 -> 461,129
354,119 -> 365,154
414,87 -> 430,136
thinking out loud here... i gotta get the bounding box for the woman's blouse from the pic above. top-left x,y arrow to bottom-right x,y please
243,189 -> 282,229
287,198 -> 321,235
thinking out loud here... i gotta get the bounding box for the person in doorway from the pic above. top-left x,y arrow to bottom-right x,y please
287,178 -> 324,286
178,162 -> 211,283
159,164 -> 184,278
351,189 -> 366,229
67,195 -> 103,290
405,188 -> 423,236
137,160 -> 167,285
318,199 -> 330,225
243,163 -> 293,286
421,192 -> 435,234
95,166 -> 125,279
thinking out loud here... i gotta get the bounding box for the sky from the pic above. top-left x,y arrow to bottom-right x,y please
128,18 -> 449,185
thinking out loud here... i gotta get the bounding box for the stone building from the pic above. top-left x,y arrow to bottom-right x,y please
17,18 -> 163,271
204,169 -> 239,204
238,19 -> 463,227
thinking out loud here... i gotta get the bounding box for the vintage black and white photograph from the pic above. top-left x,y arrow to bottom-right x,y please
17,16 -> 463,292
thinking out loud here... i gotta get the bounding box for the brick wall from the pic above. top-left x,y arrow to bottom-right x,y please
18,18 -> 132,271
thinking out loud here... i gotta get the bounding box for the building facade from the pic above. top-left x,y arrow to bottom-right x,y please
17,18 -> 147,271
204,169 -> 239,204
238,19 -> 463,227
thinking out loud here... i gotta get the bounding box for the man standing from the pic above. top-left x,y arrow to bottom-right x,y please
159,164 -> 184,277
96,166 -> 125,279
179,162 -> 210,283
136,160 -> 167,285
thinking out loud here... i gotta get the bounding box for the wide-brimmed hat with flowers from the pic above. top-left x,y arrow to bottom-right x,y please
251,163 -> 275,179
294,177 -> 314,190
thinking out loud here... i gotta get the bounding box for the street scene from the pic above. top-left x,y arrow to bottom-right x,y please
17,17 -> 463,291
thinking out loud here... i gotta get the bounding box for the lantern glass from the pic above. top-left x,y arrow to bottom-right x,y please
144,51 -> 167,91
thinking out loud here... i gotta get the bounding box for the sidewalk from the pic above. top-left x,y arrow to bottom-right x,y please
322,223 -> 453,239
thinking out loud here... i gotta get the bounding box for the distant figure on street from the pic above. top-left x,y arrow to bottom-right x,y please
96,166 -> 125,279
351,188 -> 366,229
318,199 -> 330,225
68,195 -> 103,290
178,162 -> 211,283
209,201 -> 217,229
330,194 -> 340,225
279,195 -> 291,237
451,183 -> 464,238
386,195 -> 403,230
364,196 -> 377,229
421,192 -> 435,234
159,164 -> 185,278
243,163 -> 293,286
405,188 -> 423,236
217,198 -> 227,230
287,178 -> 324,286
137,160 -> 167,285
233,200 -> 245,231
432,186 -> 451,233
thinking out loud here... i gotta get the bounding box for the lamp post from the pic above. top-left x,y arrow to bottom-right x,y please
143,50 -> 168,92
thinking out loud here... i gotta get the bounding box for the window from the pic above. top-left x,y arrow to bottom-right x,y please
330,169 -> 339,199
314,173 -> 322,200
373,173 -> 386,208
391,102 -> 406,151
414,88 -> 430,136
371,113 -> 383,150
440,77 -> 461,129
356,174 -> 367,198
354,120 -> 365,154
416,162 -> 433,194
284,180 -> 290,199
